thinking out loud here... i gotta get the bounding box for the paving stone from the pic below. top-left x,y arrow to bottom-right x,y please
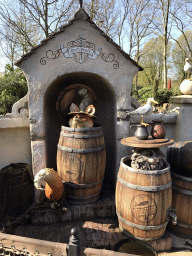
148,231 -> 172,252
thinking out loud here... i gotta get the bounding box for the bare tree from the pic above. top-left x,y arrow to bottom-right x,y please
84,0 -> 120,39
170,0 -> 192,59
0,0 -> 78,66
0,28 -> 19,68
172,30 -> 192,81
19,0 -> 77,38
120,0 -> 156,58
119,0 -> 156,88
152,0 -> 177,88
0,1 -> 43,50
139,37 -> 164,87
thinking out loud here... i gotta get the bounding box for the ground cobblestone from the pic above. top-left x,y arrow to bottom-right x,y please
14,218 -> 126,250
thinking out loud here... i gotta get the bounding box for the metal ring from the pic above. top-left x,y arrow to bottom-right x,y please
121,156 -> 170,175
60,132 -> 104,139
66,178 -> 103,189
117,175 -> 172,191
67,192 -> 100,200
172,185 -> 192,196
57,144 -> 105,153
176,221 -> 192,229
171,172 -> 192,182
61,126 -> 102,133
117,212 -> 168,231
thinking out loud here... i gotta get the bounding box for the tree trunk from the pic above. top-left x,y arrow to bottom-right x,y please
163,44 -> 168,89
163,0 -> 170,89
44,0 -> 49,38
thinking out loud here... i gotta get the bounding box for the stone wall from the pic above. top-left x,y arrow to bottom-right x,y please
0,117 -> 31,170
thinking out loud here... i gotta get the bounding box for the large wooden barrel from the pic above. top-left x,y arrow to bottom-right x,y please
116,156 -> 172,241
57,125 -> 106,204
168,172 -> 192,238
167,141 -> 192,174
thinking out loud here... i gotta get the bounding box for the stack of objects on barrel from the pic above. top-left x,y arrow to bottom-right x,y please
115,100 -> 181,251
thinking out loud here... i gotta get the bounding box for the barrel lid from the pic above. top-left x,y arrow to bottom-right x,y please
121,136 -> 174,148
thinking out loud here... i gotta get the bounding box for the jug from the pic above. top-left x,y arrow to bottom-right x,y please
130,124 -> 149,140
151,120 -> 166,139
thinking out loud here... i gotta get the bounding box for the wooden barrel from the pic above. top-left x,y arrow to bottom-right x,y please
116,156 -> 172,241
168,172 -> 192,238
57,125 -> 106,204
167,141 -> 192,174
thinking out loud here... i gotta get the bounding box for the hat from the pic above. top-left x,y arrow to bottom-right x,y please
68,103 -> 97,118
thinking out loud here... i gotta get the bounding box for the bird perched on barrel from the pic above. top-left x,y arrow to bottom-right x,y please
126,97 -> 158,126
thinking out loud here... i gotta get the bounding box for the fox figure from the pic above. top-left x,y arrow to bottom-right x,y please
68,103 -> 96,128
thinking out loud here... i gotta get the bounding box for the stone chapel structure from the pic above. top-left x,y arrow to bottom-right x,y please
15,8 -> 142,189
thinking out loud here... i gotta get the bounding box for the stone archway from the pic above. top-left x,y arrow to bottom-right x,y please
44,71 -> 116,188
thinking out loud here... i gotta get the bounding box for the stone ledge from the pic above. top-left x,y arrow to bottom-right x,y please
171,95 -> 192,104
0,117 -> 30,128
130,113 -> 177,124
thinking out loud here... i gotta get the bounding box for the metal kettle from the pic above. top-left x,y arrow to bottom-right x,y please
130,124 -> 149,140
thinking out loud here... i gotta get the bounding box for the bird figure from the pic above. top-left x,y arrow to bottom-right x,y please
126,97 -> 158,126
184,58 -> 192,74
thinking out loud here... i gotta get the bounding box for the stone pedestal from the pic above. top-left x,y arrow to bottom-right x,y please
170,95 -> 192,141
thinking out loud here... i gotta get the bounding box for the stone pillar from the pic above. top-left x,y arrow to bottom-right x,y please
170,95 -> 192,141
31,140 -> 47,176
116,110 -> 132,182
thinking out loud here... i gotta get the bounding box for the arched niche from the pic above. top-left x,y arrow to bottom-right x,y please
44,71 -> 116,189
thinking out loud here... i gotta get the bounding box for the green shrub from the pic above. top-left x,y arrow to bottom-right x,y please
171,87 -> 182,97
131,86 -> 139,101
131,85 -> 180,107
156,89 -> 173,106
0,65 -> 27,115
137,86 -> 153,104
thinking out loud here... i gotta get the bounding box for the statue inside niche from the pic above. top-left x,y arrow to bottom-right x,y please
131,148 -> 166,170
78,88 -> 92,112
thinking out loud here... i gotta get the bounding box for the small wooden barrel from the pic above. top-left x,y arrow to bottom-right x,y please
167,141 -> 192,174
57,125 -> 106,204
168,172 -> 192,238
116,156 -> 172,241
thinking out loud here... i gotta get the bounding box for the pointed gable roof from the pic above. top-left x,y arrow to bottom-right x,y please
15,8 -> 143,71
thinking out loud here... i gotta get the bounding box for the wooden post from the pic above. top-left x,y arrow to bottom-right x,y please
167,79 -> 171,90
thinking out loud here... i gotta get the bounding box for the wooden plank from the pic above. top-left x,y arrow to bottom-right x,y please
121,136 -> 174,148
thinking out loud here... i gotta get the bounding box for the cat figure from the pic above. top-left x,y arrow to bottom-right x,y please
68,103 -> 96,128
